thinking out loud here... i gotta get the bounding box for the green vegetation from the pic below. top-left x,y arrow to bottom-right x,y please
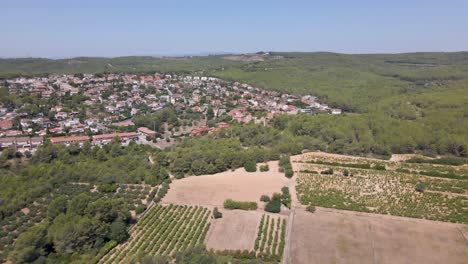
263,187 -> 291,213
259,164 -> 270,172
0,141 -> 166,262
254,215 -> 285,262
101,205 -> 211,263
244,160 -> 257,172
297,159 -> 468,224
212,207 -> 222,219
260,195 -> 271,203
306,205 -> 316,213
223,199 -> 257,210
406,156 -> 467,166
279,155 -> 294,178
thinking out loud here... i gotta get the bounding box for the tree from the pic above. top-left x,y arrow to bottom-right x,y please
343,169 -> 349,176
96,148 -> 108,161
260,195 -> 270,202
8,223 -> 49,263
108,219 -> 128,243
48,214 -> 108,253
264,200 -> 281,213
206,107 -> 215,120
68,193 -> 91,216
47,195 -> 68,221
212,207 -> 222,219
259,164 -> 269,172
244,160 -> 257,172
415,182 -> 425,193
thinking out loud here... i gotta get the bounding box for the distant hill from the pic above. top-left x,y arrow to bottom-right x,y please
1,52 -> 467,152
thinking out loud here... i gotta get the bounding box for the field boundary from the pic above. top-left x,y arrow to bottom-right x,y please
282,208 -> 295,264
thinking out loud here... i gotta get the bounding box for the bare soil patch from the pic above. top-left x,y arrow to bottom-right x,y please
162,161 -> 289,207
206,210 -> 262,251
290,208 -> 468,264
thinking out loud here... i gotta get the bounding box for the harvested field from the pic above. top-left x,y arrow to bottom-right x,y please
290,208 -> 468,264
206,210 -> 262,251
163,161 -> 290,207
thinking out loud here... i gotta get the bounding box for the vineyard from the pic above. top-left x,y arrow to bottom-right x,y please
295,161 -> 468,224
100,204 -> 211,264
254,214 -> 286,261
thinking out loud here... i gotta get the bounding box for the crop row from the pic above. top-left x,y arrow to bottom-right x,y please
254,214 -> 286,259
100,204 -> 211,264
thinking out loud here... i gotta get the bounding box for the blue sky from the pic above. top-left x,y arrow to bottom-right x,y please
1,0 -> 467,58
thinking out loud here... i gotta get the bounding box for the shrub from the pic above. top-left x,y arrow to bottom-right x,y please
300,169 -> 318,174
213,207 -> 223,219
223,199 -> 257,210
244,160 -> 257,172
343,169 -> 349,176
285,168 -> 294,178
306,205 -> 316,213
259,164 -> 269,172
373,164 -> 386,171
264,200 -> 281,213
415,182 -> 426,193
98,183 -> 117,193
320,168 -> 334,175
406,156 -> 466,166
260,195 -> 271,202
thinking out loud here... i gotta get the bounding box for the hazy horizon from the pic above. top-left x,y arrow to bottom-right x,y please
2,0 -> 468,58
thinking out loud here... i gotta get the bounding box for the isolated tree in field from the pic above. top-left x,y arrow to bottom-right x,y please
213,207 -> 222,219
415,182 -> 425,193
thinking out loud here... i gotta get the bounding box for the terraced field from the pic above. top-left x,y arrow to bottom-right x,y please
100,204 -> 210,264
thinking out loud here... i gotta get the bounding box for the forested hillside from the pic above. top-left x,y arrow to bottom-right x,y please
1,52 -> 467,156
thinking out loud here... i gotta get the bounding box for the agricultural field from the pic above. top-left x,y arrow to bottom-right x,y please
206,210 -> 261,251
294,152 -> 468,224
100,204 -> 211,264
254,214 -> 287,260
0,182 -> 156,261
162,161 -> 289,207
290,208 -> 468,264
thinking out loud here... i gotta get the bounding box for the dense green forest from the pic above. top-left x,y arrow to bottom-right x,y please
0,140 -> 170,263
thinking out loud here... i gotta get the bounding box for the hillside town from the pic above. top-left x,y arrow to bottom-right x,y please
0,73 -> 341,152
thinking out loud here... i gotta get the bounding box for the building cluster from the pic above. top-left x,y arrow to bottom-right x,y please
0,73 -> 341,152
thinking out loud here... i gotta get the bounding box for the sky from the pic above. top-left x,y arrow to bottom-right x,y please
1,0 -> 467,58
